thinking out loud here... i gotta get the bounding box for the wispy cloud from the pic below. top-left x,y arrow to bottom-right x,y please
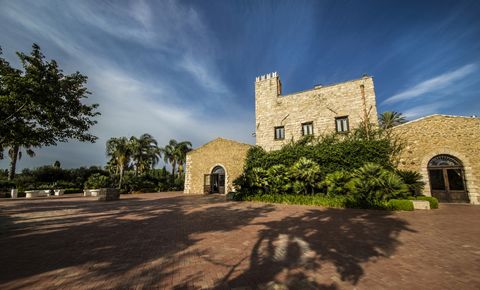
383,63 -> 477,104
0,0 -> 252,169
402,101 -> 451,119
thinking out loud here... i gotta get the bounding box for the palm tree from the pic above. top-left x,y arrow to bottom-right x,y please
160,139 -> 178,180
379,111 -> 406,129
6,144 -> 35,180
106,137 -> 132,189
130,134 -> 161,175
175,141 -> 192,178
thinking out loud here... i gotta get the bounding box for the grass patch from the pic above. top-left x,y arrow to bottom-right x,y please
236,193 -> 415,211
240,194 -> 349,208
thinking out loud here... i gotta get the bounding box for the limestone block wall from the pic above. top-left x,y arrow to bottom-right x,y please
255,73 -> 378,151
184,138 -> 252,194
392,115 -> 480,204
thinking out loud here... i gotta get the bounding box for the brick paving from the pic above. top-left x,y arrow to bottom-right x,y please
0,192 -> 479,289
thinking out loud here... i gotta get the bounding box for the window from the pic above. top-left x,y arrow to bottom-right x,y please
274,126 -> 285,140
302,122 -> 314,136
335,116 -> 349,133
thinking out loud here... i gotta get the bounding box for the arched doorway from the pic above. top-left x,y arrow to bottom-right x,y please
204,166 -> 226,194
428,154 -> 469,203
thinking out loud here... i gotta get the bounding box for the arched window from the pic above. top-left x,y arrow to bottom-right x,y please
212,166 -> 225,175
428,155 -> 462,167
427,154 -> 468,203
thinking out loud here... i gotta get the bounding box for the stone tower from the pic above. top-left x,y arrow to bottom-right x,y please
255,72 -> 378,151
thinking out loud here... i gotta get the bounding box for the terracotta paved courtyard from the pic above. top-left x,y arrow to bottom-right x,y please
0,192 -> 479,289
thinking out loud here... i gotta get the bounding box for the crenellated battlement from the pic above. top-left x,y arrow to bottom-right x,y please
255,72 -> 278,82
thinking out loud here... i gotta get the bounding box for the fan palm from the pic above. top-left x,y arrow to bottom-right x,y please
379,111 -> 406,129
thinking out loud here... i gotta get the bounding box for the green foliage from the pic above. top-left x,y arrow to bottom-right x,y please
379,111 -> 406,129
234,130 -> 411,210
242,134 -> 396,179
290,157 -> 321,194
415,196 -> 439,209
1,44 -> 99,180
385,199 -> 414,211
396,169 -> 425,196
266,164 -> 291,195
322,170 -> 352,197
84,173 -> 110,189
236,193 -> 349,208
234,194 -> 415,211
349,163 -> 409,205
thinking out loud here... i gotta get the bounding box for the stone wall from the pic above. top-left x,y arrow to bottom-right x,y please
392,115 -> 480,204
255,73 -> 378,151
184,138 -> 252,194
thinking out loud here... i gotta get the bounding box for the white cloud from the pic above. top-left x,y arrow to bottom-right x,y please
383,63 -> 477,104
0,0 -> 254,170
402,101 -> 451,119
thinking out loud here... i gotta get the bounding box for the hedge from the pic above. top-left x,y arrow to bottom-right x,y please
385,199 -> 414,211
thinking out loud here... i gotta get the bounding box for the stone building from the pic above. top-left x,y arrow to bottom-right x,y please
184,73 -> 479,205
183,138 -> 251,195
392,115 -> 480,204
255,72 -> 378,151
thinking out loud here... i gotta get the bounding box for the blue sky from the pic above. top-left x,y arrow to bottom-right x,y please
1,0 -> 479,170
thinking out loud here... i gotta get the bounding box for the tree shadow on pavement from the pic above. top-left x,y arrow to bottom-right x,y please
0,195 -> 414,289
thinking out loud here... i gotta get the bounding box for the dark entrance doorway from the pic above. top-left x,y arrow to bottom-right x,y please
203,166 -> 225,194
428,154 -> 469,203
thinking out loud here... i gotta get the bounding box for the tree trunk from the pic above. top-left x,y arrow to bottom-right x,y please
119,166 -> 124,189
8,145 -> 19,181
171,161 -> 176,183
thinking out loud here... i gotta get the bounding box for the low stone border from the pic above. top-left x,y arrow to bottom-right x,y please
412,200 -> 430,210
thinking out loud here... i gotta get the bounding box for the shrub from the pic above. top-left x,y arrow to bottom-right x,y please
235,132 -> 399,195
416,196 -> 439,209
385,199 -> 414,211
84,173 -> 110,189
266,164 -> 291,195
348,163 -> 409,205
122,173 -> 158,193
396,169 -> 425,196
290,157 -> 321,194
322,170 -> 352,197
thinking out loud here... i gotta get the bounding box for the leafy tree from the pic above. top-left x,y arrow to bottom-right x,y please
0,44 -> 99,180
106,137 -> 132,189
379,111 -> 406,129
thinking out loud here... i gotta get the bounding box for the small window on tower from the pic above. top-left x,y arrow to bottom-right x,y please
274,126 -> 285,140
302,122 -> 314,136
335,116 -> 349,133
